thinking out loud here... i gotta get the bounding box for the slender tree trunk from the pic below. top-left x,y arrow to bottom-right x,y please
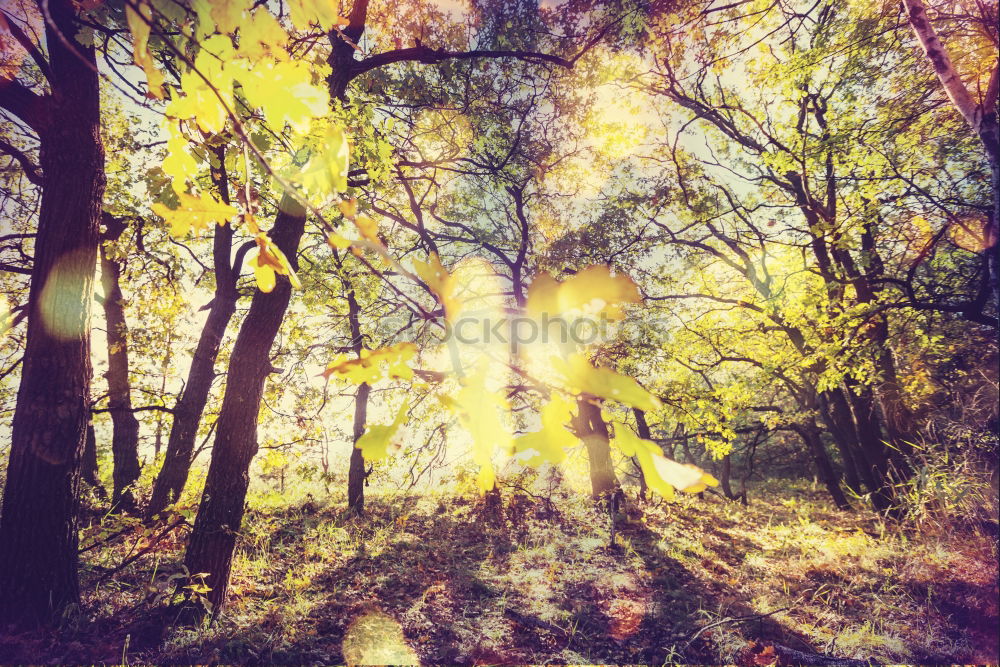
100,233 -> 141,512
575,396 -> 621,499
0,0 -> 105,626
146,192 -> 237,519
183,197 -> 306,613
902,0 -> 1000,302
794,424 -> 851,510
632,408 -> 650,499
347,382 -> 370,512
81,420 -> 106,500
145,293 -> 236,518
344,278 -> 369,513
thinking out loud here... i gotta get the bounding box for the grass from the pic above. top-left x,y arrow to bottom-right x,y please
0,476 -> 997,664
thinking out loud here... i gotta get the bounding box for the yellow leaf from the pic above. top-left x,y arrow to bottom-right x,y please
161,124 -> 199,193
236,8 -> 288,60
249,254 -> 276,293
240,60 -> 328,133
254,234 -> 302,289
356,402 -> 409,461
209,0 -> 252,34
353,214 -> 379,243
614,424 -> 718,499
151,191 -> 238,237
445,364 -> 513,493
286,0 -> 342,31
527,265 -> 640,319
338,198 -> 358,218
552,354 -> 661,412
511,394 -> 579,466
125,1 -> 165,99
321,343 -> 417,384
327,233 -> 353,250
298,124 -> 350,194
412,253 -> 460,319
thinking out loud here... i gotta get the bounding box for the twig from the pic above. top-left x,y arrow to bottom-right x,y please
682,606 -> 792,650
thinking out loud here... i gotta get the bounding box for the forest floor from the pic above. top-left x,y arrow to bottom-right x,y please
0,479 -> 997,665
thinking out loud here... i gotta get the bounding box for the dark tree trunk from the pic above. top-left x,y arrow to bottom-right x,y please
0,0 -> 105,627
816,390 -> 864,494
100,231 -> 141,513
145,292 -> 235,518
347,382 -> 370,513
575,396 -> 621,499
81,420 -> 106,500
182,197 -> 306,613
794,424 -> 851,510
146,171 -> 237,520
632,408 -> 650,499
343,271 -> 370,513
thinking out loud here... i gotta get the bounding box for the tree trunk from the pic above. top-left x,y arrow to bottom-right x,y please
145,292 -> 236,518
902,0 -> 1000,303
146,206 -> 237,519
816,390 -> 864,494
575,396 -> 621,499
81,420 -> 106,500
0,0 -> 105,627
794,424 -> 851,510
632,408 -> 650,499
182,196 -> 306,614
347,382 -> 370,513
100,235 -> 141,513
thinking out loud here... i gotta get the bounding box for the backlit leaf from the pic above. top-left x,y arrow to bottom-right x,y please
356,402 -> 409,461
552,354 -> 661,412
151,191 -> 238,237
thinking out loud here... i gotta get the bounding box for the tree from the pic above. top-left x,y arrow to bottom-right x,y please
0,0 -> 106,626
99,214 -> 141,512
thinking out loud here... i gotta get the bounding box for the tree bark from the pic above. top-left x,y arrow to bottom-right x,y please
182,196 -> 306,613
794,423 -> 851,510
902,0 -> 1000,302
347,382 -> 370,513
146,162 -> 238,520
0,0 -> 105,627
575,396 -> 621,499
145,291 -> 235,518
632,408 -> 650,499
81,420 -> 106,500
100,229 -> 141,513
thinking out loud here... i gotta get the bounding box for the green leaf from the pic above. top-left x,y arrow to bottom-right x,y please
356,402 -> 409,461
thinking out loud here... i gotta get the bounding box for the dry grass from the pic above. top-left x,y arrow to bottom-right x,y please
0,477 -> 997,664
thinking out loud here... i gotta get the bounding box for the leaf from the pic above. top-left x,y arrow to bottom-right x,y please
412,253 -> 461,319
151,191 -> 238,237
356,401 -> 409,461
241,60 -> 328,133
209,0 -> 252,34
614,424 -> 719,499
353,214 -> 379,243
248,253 -> 276,293
160,125 -> 199,193
298,124 -> 350,195
252,234 -> 302,291
445,365 -> 513,493
166,35 -> 236,134
321,343 -> 417,384
527,265 -> 640,319
552,354 -> 661,411
511,394 -> 579,466
125,1 -> 165,99
286,0 -> 343,31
